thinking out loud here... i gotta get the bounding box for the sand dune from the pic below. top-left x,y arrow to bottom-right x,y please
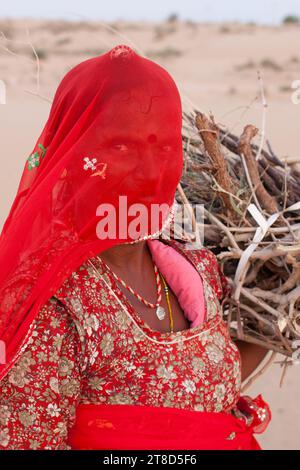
0,18 -> 300,449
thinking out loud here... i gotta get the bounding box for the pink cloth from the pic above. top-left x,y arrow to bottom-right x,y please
147,240 -> 206,327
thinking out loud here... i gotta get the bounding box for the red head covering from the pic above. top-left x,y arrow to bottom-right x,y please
0,44 -> 183,379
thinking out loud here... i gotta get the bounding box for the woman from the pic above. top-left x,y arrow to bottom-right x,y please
0,44 -> 270,450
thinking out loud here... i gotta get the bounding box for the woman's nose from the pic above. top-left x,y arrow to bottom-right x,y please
145,162 -> 159,183
136,146 -> 161,183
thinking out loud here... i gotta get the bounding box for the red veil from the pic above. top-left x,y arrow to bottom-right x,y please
0,44 -> 183,380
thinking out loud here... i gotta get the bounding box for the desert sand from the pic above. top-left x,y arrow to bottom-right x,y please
0,18 -> 300,449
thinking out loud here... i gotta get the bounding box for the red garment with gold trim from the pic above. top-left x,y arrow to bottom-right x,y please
0,241 -> 271,449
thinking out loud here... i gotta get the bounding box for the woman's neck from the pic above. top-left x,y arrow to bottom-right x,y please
99,240 -> 149,274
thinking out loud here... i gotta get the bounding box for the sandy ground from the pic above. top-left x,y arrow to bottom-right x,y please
0,18 -> 300,449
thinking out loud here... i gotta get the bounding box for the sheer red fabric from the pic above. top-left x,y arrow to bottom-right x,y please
67,398 -> 271,450
0,44 -> 183,380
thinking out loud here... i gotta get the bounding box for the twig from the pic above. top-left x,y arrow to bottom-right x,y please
255,70 -> 267,162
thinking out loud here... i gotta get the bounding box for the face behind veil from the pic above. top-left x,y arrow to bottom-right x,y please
0,44 -> 183,379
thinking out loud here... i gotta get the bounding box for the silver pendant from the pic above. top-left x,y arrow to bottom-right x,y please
156,306 -> 166,321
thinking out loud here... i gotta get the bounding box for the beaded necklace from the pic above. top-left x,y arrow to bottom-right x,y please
101,259 -> 173,330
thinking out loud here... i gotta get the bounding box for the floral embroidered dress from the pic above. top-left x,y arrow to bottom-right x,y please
0,240 -> 265,450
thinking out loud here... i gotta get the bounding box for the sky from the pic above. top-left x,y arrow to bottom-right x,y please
1,0 -> 300,25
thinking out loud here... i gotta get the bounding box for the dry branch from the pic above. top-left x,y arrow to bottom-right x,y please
178,109 -> 300,358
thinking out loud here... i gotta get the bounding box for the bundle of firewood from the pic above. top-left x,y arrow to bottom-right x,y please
176,109 -> 300,359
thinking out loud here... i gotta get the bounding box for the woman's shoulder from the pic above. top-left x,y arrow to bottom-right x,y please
160,237 -> 219,268
48,266 -> 90,346
161,238 -> 230,302
54,258 -> 94,303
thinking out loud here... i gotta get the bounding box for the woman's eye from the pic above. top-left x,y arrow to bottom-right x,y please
161,144 -> 172,152
113,143 -> 129,152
